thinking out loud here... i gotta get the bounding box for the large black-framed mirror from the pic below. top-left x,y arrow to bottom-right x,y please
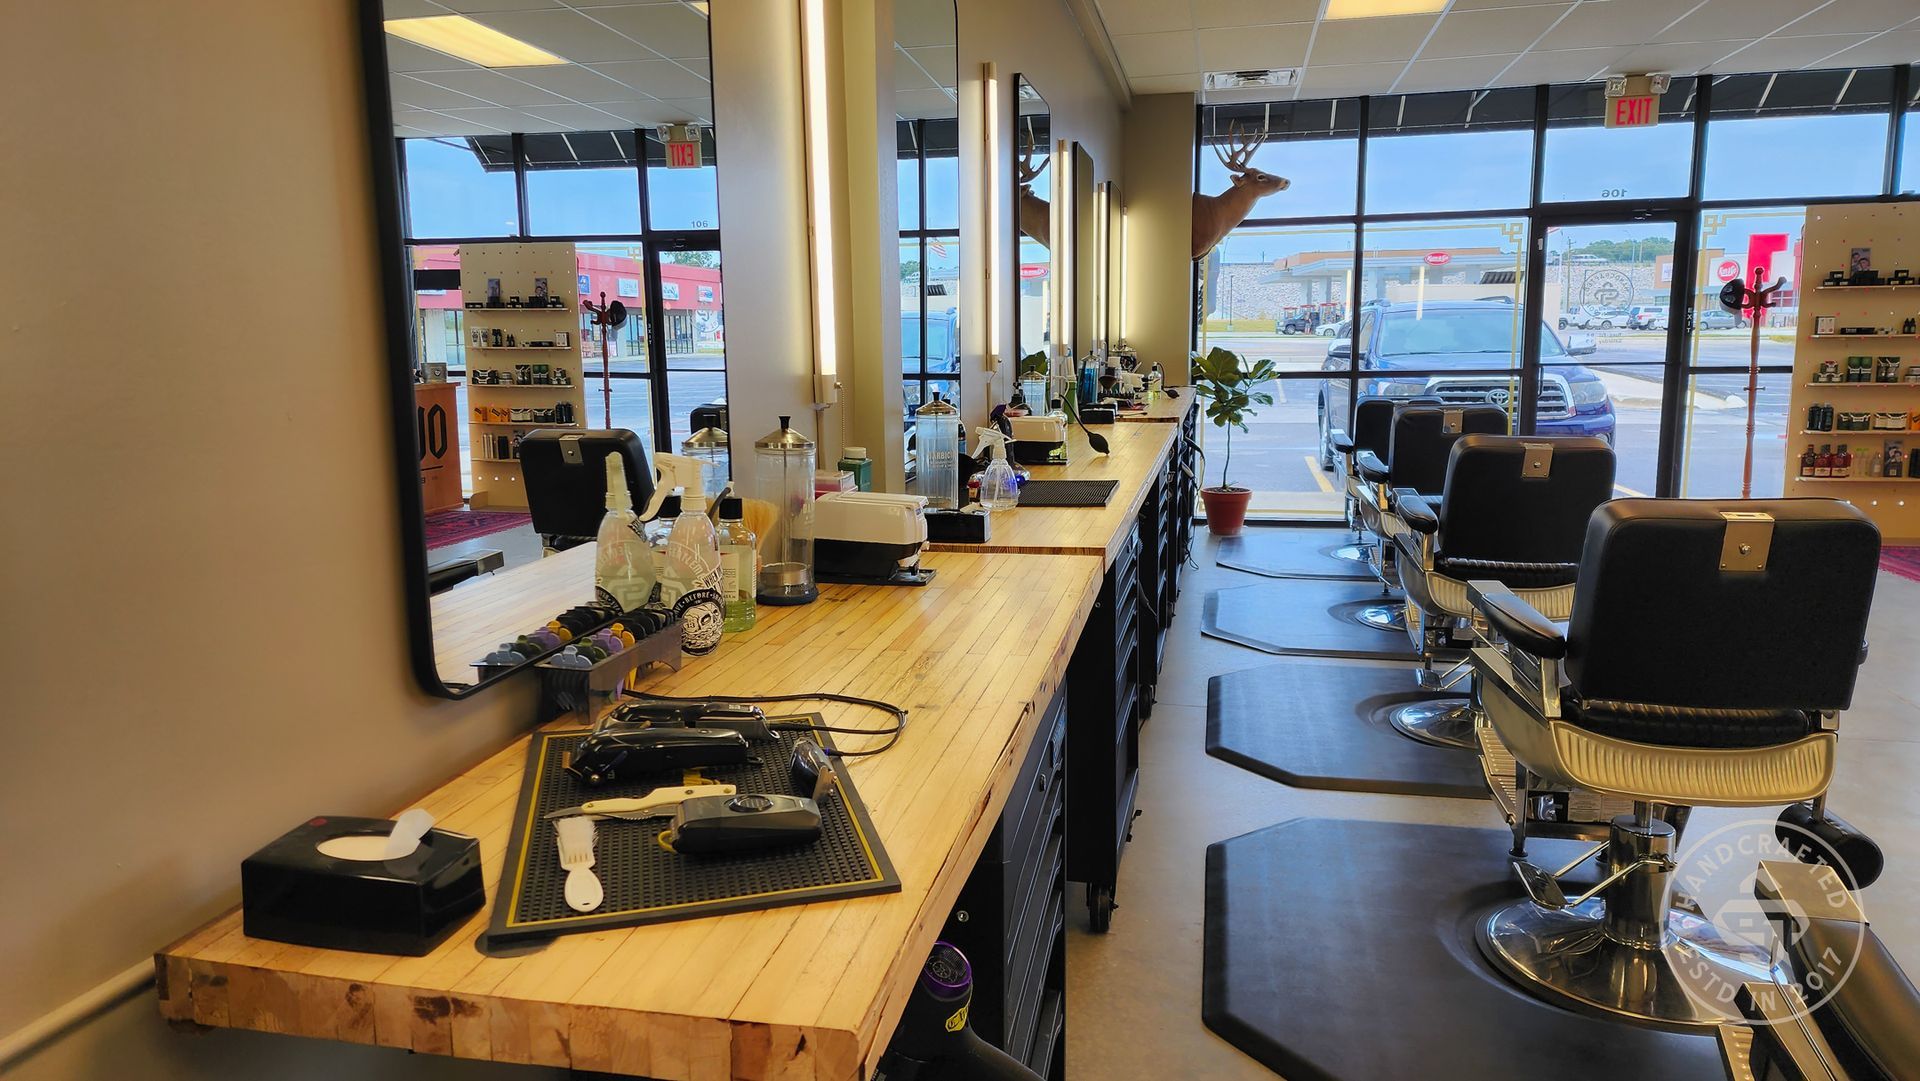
1070,142 -> 1096,363
357,0 -> 726,698
1011,76 -> 1051,386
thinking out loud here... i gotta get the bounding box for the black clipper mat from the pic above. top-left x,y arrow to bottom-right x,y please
1202,580 -> 1431,661
1207,659 -> 1487,799
1017,479 -> 1119,507
1214,527 -> 1375,581
1204,818 -> 1719,1081
485,716 -> 898,948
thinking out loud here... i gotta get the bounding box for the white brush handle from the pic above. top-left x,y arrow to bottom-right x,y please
580,784 -> 735,818
565,868 -> 603,913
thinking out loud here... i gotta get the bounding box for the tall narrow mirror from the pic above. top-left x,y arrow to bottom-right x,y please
1012,78 -> 1052,384
366,0 -> 726,696
1071,143 -> 1096,362
895,0 -> 961,435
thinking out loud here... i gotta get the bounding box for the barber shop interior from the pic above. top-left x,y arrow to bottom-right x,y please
15,2 -> 1920,1079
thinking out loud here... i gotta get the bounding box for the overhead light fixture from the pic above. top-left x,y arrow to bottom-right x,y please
383,15 -> 565,68
1203,69 -> 1299,92
800,0 -> 839,405
1324,0 -> 1446,19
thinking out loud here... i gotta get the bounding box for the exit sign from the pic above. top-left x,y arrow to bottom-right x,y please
1606,94 -> 1658,128
666,138 -> 700,169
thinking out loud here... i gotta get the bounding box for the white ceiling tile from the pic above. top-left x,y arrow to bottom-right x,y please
893,47 -> 938,91
586,98 -> 692,125
1394,54 -> 1514,93
1818,28 -> 1920,68
391,74 -> 490,109
589,58 -> 711,97
503,63 -> 634,101
430,106 -> 530,132
1420,5 -> 1570,59
580,3 -> 713,59
1447,0 -> 1581,9
411,115 -> 514,136
1491,45 -> 1628,85
413,68 -> 572,106
893,0 -> 958,48
1113,31 -> 1201,77
382,37 -> 481,73
1611,39 -> 1744,73
1297,61 -> 1408,96
1717,33 -> 1876,72
1796,0 -> 1920,35
466,9 -> 656,64
1196,23 -> 1312,70
432,0 -> 563,11
516,102 -> 632,130
380,0 -> 452,17
1129,73 -> 1205,93
1535,0 -> 1695,50
895,87 -> 959,120
1308,14 -> 1442,66
905,45 -> 959,89
1656,0 -> 1833,44
1191,0 -> 1320,28
1095,0 -> 1194,35
654,96 -> 714,121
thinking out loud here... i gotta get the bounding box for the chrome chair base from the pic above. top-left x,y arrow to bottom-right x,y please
1352,602 -> 1406,633
1330,542 -> 1373,565
1387,699 -> 1477,749
1478,900 -> 1782,1032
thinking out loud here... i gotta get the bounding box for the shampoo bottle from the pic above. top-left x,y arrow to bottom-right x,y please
716,496 -> 758,633
659,481 -> 726,658
593,454 -> 656,612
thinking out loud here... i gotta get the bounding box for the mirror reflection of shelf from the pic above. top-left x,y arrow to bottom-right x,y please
1814,284 -> 1918,291
473,421 -> 582,428
473,457 -> 522,465
468,383 -> 575,390
1808,334 -> 1920,340
471,345 -> 573,351
1792,476 -> 1919,483
1803,383 -> 1920,388
461,306 -> 573,314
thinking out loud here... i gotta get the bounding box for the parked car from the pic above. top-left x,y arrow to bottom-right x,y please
1559,305 -> 1632,330
903,309 -> 960,373
1697,309 -> 1743,330
1629,305 -> 1668,330
1317,319 -> 1347,337
1280,314 -> 1315,334
1317,300 -> 1616,470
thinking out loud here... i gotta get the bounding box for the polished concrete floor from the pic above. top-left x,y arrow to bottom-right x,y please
1064,526 -> 1920,1081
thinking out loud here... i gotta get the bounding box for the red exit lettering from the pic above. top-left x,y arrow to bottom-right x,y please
667,140 -> 700,169
1607,95 -> 1657,129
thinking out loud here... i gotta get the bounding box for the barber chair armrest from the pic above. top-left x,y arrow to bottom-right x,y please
1355,450 -> 1389,484
1329,427 -> 1355,455
1392,489 -> 1439,534
1468,580 -> 1567,659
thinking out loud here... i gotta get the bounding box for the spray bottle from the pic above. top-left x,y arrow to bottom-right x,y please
645,453 -> 717,521
657,470 -> 726,659
594,454 -> 656,612
972,427 -> 1019,511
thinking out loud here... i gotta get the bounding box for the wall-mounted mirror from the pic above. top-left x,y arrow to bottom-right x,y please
894,0 -> 960,437
1070,143 -> 1096,362
1012,77 -> 1051,383
361,0 -> 727,697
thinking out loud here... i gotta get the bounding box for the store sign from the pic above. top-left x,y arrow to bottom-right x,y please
1021,264 -> 1049,281
663,282 -> 681,301
1606,95 -> 1659,128
667,139 -> 700,168
618,277 -> 641,298
698,285 -> 715,303
1716,259 -> 1741,282
1424,252 -> 1450,266
577,274 -> 591,295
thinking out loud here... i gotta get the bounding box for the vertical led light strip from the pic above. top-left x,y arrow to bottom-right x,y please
1119,205 -> 1129,344
1057,140 -> 1072,361
983,63 -> 1002,374
800,0 -> 838,404
1095,183 -> 1108,349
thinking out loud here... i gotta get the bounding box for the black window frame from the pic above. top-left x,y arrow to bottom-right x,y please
898,117 -> 962,423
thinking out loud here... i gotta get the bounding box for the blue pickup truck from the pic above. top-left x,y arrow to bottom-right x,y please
1316,300 -> 1616,469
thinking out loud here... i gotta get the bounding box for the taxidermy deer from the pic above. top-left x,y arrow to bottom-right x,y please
1016,127 -> 1051,249
1192,123 -> 1288,260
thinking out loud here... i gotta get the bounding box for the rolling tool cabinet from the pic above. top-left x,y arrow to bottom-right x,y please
1066,523 -> 1143,933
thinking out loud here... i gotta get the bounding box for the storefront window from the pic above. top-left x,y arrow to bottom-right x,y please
1541,79 -> 1696,204
525,132 -> 641,235
1703,69 -> 1894,201
1198,99 -> 1359,220
402,136 -> 517,238
646,128 -> 720,230
1901,67 -> 1920,195
1363,89 -> 1534,215
900,117 -> 961,419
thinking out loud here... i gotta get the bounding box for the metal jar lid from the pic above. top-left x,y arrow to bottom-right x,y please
683,426 -> 728,449
917,392 -> 958,416
754,414 -> 815,449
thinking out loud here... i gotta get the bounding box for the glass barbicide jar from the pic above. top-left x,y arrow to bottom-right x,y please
752,416 -> 818,605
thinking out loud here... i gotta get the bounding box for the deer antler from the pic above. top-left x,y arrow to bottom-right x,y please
1212,121 -> 1269,174
1016,125 -> 1050,188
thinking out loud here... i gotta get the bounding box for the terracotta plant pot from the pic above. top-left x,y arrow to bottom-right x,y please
1201,486 -> 1253,537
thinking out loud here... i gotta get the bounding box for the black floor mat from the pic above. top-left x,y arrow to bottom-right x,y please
1204,818 -> 1721,1081
1208,659 -> 1486,799
1017,479 -> 1118,507
1215,527 -> 1374,580
1202,579 -> 1422,661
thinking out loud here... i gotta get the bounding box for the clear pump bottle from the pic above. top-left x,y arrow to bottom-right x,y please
716,496 -> 758,633
593,454 -> 655,612
659,483 -> 725,658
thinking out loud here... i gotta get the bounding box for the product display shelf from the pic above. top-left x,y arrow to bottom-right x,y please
457,242 -> 585,511
1786,203 -> 1920,543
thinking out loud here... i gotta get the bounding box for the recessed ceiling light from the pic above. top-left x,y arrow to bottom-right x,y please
1205,69 -> 1300,91
384,15 -> 565,68
1324,0 -> 1448,19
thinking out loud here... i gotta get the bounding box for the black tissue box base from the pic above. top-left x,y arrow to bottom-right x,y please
242,817 -> 484,955
1080,406 -> 1117,424
926,509 -> 990,543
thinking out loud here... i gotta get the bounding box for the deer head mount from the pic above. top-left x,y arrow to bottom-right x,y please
1016,124 -> 1052,249
1192,120 -> 1289,261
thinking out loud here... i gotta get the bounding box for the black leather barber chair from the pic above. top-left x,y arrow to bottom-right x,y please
520,428 -> 654,551
1722,860 -> 1917,1081
1389,435 -> 1614,748
1468,498 -> 1879,1030
1350,403 -> 1507,630
1328,396 -> 1433,541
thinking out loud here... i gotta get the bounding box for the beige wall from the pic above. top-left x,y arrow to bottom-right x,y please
1121,93 -> 1198,382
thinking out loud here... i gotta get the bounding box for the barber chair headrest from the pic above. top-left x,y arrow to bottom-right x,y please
1386,404 -> 1508,494
1437,435 -> 1615,566
519,429 -> 656,541
1566,498 -> 1879,713
1350,395 -> 1437,459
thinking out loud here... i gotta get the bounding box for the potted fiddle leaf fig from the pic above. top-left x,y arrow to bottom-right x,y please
1191,345 -> 1276,536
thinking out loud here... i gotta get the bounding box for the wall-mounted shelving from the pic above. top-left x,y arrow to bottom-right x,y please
460,242 -> 584,510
